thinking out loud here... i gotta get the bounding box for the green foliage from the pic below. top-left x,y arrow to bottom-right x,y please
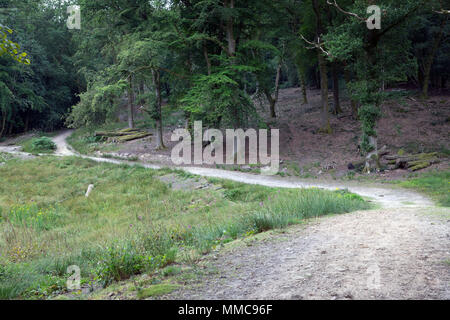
67,79 -> 128,128
181,64 -> 257,128
0,0 -> 79,134
323,0 -> 429,154
0,24 -> 29,64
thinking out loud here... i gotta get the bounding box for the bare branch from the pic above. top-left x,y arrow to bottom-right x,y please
326,0 -> 366,22
300,34 -> 332,57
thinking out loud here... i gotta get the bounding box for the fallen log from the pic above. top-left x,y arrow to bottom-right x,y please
95,130 -> 141,137
118,128 -> 141,133
385,152 -> 438,161
382,152 -> 440,171
95,128 -> 153,143
113,132 -> 152,142
406,158 -> 440,171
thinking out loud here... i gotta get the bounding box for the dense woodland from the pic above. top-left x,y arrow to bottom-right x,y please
1,0 -> 449,163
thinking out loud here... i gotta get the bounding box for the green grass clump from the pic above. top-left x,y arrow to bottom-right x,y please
0,157 -> 370,299
397,170 -> 450,207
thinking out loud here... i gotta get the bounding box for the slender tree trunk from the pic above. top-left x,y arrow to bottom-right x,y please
224,0 -> 236,57
423,17 -> 447,99
24,112 -> 30,132
274,63 -> 281,105
264,90 -> 276,118
299,71 -> 308,105
0,110 -> 6,138
312,0 -> 331,133
317,52 -> 331,133
203,43 -> 212,76
128,76 -> 135,129
152,69 -> 165,149
361,31 -> 382,173
332,64 -> 342,114
263,63 -> 282,118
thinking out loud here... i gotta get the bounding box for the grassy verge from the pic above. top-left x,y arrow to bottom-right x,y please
397,170 -> 450,207
0,156 -> 371,299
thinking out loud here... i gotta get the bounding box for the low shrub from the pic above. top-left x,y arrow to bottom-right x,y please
30,137 -> 56,153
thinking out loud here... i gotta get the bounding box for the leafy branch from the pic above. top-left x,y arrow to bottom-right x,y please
0,24 -> 30,64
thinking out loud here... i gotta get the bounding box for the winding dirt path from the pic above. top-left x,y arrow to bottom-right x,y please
1,131 -> 449,299
49,130 -> 432,208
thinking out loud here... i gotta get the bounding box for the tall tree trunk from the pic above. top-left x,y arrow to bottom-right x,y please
312,0 -> 331,133
263,62 -> 282,118
299,71 -> 308,105
203,43 -> 212,75
361,30 -> 382,173
332,64 -> 342,114
24,112 -> 30,132
127,76 -> 135,129
423,16 -> 447,99
0,110 -> 6,138
152,69 -> 165,149
264,89 -> 276,118
224,0 -> 236,57
317,52 -> 331,133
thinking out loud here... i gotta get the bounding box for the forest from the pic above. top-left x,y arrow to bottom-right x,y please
0,0 -> 449,301
1,1 -> 448,158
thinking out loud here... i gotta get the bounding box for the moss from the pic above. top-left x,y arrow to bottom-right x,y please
416,152 -> 438,160
408,161 -> 431,171
137,283 -> 179,299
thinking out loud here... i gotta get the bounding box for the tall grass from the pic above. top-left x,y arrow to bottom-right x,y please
2,204 -> 61,231
0,157 -> 371,299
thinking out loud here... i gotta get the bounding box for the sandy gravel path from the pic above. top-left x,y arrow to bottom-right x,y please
167,207 -> 450,300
